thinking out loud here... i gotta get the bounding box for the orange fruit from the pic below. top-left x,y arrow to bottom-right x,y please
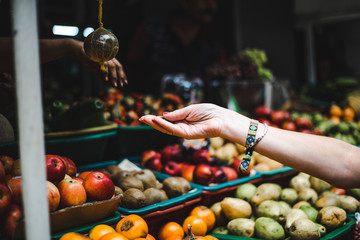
115,214 -> 148,239
189,205 -> 216,231
145,234 -> 156,240
182,216 -> 207,236
343,107 -> 355,122
163,235 -> 183,240
204,236 -> 219,240
99,232 -> 128,240
330,115 -> 340,123
89,224 -> 116,240
329,105 -> 342,117
60,232 -> 90,240
158,222 -> 184,240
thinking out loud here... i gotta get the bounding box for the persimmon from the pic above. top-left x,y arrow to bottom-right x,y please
182,216 -> 207,236
159,222 -> 184,240
99,232 -> 128,240
190,206 -> 216,231
59,232 -> 90,240
164,235 -> 183,240
343,107 -> 355,122
204,236 -> 219,240
115,214 -> 148,239
145,234 -> 156,240
330,105 -> 342,117
89,224 -> 116,240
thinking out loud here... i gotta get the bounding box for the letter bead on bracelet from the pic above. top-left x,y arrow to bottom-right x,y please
240,120 -> 268,173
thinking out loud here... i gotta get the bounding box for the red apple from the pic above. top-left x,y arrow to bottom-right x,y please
57,178 -> 86,208
46,180 -> 60,211
192,149 -> 211,164
253,105 -> 272,119
222,166 -> 239,181
161,144 -> 183,163
181,163 -> 196,182
140,150 -> 161,166
163,161 -> 182,176
0,183 -> 12,215
312,127 -> 322,135
1,204 -> 22,238
77,171 -> 92,180
7,176 -> 22,206
192,164 -> 214,186
281,121 -> 296,131
45,155 -> 66,184
271,110 -> 286,125
144,157 -> 163,172
295,117 -> 313,130
72,177 -> 84,184
60,156 -> 77,177
211,166 -> 227,183
0,155 -> 15,175
83,171 -> 114,201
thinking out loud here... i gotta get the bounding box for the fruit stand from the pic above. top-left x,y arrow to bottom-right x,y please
2,1 -> 360,240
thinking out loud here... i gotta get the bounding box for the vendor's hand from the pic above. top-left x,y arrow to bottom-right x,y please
139,103 -> 227,139
72,39 -> 127,88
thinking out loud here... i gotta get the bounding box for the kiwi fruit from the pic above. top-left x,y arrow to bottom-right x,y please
116,175 -> 144,192
113,170 -> 133,183
144,187 -> 168,205
162,177 -> 191,198
114,186 -> 123,196
132,169 -> 157,189
121,188 -> 146,209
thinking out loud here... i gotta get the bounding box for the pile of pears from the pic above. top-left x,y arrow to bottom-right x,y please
210,172 -> 359,240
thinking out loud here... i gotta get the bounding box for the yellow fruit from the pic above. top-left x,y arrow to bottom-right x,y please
89,224 -> 116,240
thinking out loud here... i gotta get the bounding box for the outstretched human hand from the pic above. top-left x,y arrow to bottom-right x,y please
139,103 -> 230,139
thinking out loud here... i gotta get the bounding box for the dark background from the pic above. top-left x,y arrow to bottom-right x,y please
1,0 -> 360,102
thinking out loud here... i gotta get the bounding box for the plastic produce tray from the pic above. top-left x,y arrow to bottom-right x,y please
103,125 -> 178,160
51,211 -> 121,240
78,158 -> 203,216
210,215 -> 356,240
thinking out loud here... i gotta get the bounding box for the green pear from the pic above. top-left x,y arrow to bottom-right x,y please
235,183 -> 257,202
299,205 -> 318,222
255,217 -> 285,240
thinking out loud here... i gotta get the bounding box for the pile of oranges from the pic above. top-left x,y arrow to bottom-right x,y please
329,104 -> 355,123
59,214 -> 153,240
58,205 -> 219,240
158,205 -> 217,240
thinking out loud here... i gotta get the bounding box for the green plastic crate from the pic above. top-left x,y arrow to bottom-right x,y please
210,214 -> 356,240
51,211 -> 121,240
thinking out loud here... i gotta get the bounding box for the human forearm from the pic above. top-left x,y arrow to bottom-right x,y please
39,38 -> 80,64
222,110 -> 360,188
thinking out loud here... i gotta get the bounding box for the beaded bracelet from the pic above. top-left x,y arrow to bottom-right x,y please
240,120 -> 268,172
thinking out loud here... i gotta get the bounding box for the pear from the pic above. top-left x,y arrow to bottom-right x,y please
289,218 -> 321,240
318,206 -> 346,231
290,175 -> 311,192
298,188 -> 318,205
255,217 -> 285,240
338,195 -> 359,213
285,208 -> 308,233
299,205 -> 318,222
227,218 -> 255,237
235,183 -> 257,202
281,188 -> 298,206
315,195 -> 340,208
310,176 -> 332,193
315,223 -> 326,236
220,197 -> 252,220
293,200 -> 311,209
257,200 -> 288,222
210,202 -> 228,226
251,183 -> 281,207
